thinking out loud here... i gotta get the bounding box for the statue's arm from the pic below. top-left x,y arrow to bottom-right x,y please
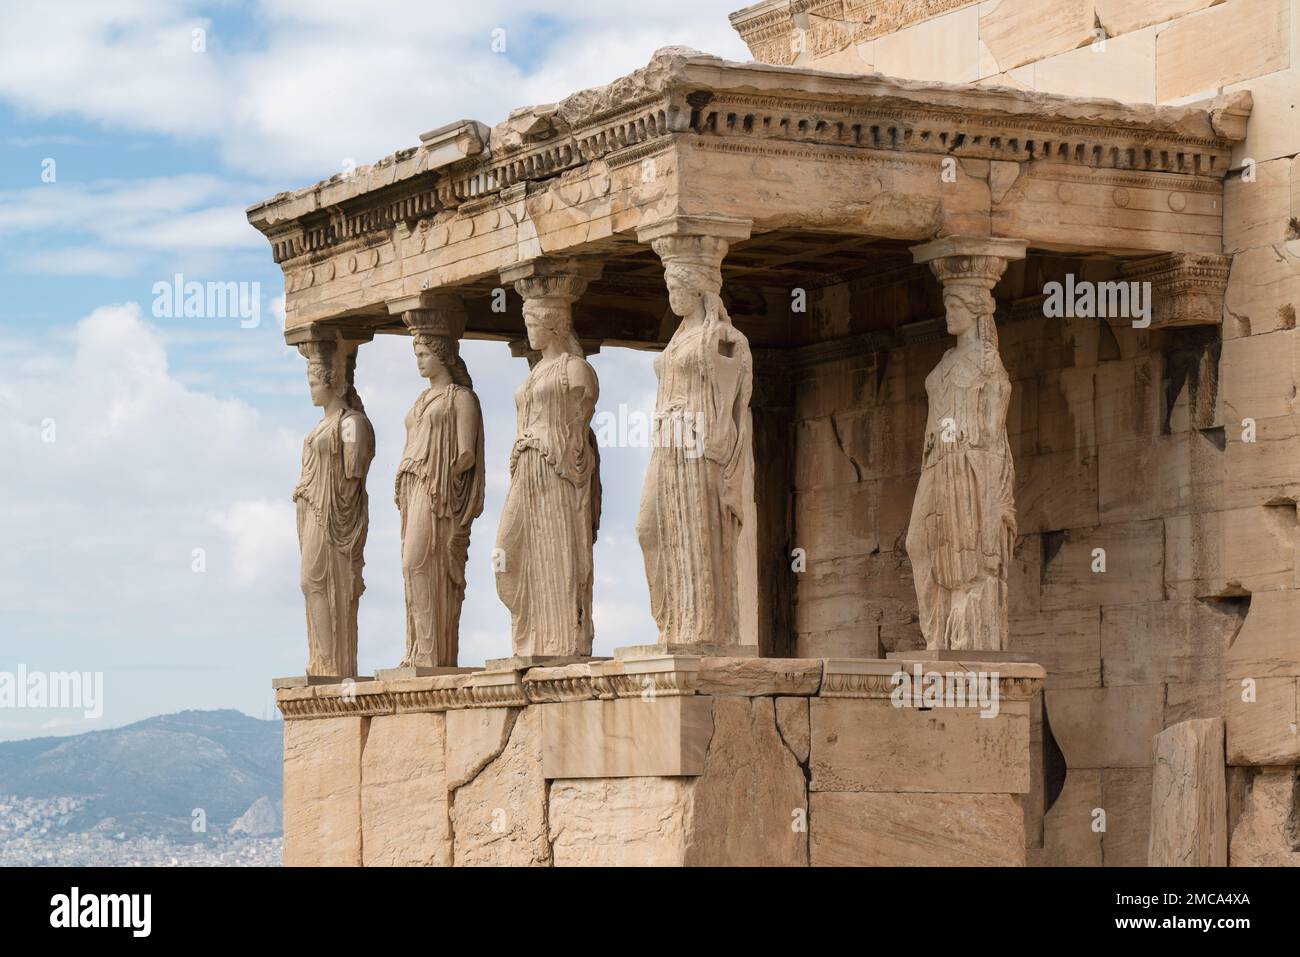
342,412 -> 375,480
453,390 -> 481,474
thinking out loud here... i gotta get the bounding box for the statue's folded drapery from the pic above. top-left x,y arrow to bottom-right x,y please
294,406 -> 374,676
495,352 -> 600,656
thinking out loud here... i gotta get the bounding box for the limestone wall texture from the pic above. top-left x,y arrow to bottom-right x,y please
736,0 -> 1300,866
278,657 -> 1042,866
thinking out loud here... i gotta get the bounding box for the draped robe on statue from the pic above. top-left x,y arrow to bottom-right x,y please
396,384 -> 485,667
905,341 -> 1016,651
294,407 -> 375,676
495,353 -> 600,656
637,318 -> 752,646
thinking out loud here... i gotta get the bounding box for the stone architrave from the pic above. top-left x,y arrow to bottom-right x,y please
634,215 -> 754,649
292,330 -> 375,678
907,237 -> 1028,653
388,292 -> 485,670
495,259 -> 603,658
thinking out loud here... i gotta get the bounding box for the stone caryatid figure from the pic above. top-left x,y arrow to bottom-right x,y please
635,216 -> 754,649
393,296 -> 485,669
293,332 -> 375,677
907,237 -> 1027,652
495,260 -> 603,658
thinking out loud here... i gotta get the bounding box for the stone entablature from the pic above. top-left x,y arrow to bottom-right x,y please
246,48 -> 1246,336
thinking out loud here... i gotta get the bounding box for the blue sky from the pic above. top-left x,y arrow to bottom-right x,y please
0,0 -> 751,740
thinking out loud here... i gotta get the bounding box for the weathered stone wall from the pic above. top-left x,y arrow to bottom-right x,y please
791,266 -> 1296,865
744,0 -> 1300,866
278,657 -> 1041,866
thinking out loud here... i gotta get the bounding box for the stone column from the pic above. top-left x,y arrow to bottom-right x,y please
907,236 -> 1027,653
492,258 -> 604,666
376,292 -> 485,680
631,214 -> 757,657
278,324 -> 376,684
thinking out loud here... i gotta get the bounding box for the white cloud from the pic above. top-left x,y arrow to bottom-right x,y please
210,500 -> 297,587
0,0 -> 751,181
0,175 -> 269,278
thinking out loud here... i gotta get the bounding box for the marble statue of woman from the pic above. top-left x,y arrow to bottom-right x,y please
905,283 -> 1017,651
395,333 -> 484,669
636,253 -> 753,647
494,298 -> 601,657
293,339 -> 375,677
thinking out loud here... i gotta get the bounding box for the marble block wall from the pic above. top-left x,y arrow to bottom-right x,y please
740,0 -> 1300,867
277,656 -> 1043,866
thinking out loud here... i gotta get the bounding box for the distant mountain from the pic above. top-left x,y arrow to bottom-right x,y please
0,709 -> 282,841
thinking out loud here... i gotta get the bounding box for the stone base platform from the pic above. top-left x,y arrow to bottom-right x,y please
275,656 -> 1044,866
272,674 -> 374,689
374,666 -> 481,681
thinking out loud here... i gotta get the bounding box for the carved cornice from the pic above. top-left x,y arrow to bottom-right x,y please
250,49 -> 1241,271
1119,252 -> 1233,328
277,656 -> 705,719
820,658 -> 1045,700
275,654 -> 1049,718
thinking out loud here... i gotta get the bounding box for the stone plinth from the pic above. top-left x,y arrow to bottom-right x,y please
276,655 -> 1044,866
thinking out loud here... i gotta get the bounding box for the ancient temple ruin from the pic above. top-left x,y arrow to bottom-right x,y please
250,0 -> 1300,866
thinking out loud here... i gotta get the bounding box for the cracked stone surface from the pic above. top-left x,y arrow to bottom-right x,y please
450,706 -> 550,866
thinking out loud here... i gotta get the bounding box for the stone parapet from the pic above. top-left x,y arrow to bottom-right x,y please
277,655 -> 1045,866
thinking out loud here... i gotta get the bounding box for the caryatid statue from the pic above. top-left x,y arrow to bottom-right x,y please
635,216 -> 754,648
293,332 -> 375,677
495,260 -> 602,659
393,295 -> 485,670
907,237 -> 1027,652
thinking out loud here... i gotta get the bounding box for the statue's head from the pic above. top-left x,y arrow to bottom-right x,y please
304,343 -> 344,408
942,284 -> 994,337
664,262 -> 722,320
413,333 -> 450,379
412,332 -> 473,388
523,299 -> 581,357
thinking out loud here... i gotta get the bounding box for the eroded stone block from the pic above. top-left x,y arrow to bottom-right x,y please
810,696 -> 1030,794
548,778 -> 695,866
810,791 -> 1024,866
1148,717 -> 1227,866
539,696 -> 713,779
284,716 -> 366,867
361,712 -> 449,867
1229,766 -> 1300,865
450,706 -> 550,866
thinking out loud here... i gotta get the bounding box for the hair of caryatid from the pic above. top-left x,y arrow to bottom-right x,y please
944,283 -> 1000,353
342,350 -> 366,413
414,331 -> 473,389
305,337 -> 338,380
525,300 -> 583,358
